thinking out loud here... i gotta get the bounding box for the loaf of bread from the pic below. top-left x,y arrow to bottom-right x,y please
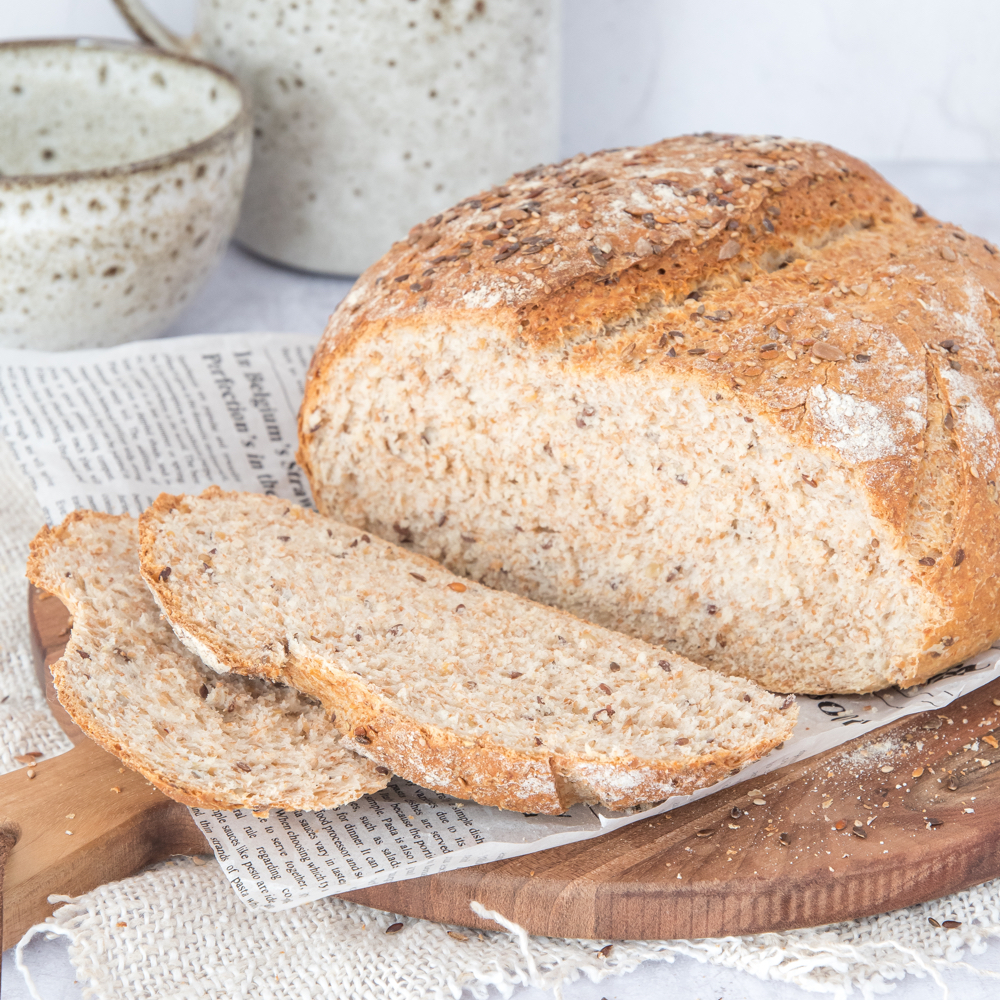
27,510 -> 390,812
139,488 -> 797,815
298,133 -> 1000,694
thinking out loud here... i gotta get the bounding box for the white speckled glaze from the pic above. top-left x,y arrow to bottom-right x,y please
0,39 -> 251,350
115,0 -> 559,276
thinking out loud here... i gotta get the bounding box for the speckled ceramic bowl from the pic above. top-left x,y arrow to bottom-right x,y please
0,39 -> 251,350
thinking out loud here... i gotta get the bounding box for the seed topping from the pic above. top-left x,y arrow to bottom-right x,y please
811,342 -> 846,362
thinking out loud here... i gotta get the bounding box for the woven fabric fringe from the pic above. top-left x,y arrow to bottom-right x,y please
4,439 -> 1000,1000
14,858 -> 1000,1000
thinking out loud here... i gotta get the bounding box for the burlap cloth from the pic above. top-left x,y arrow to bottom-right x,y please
4,436 -> 1000,999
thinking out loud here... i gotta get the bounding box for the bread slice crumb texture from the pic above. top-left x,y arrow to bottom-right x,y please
140,488 -> 797,814
27,510 -> 389,813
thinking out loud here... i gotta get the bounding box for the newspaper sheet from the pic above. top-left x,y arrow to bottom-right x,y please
2,332 -> 998,912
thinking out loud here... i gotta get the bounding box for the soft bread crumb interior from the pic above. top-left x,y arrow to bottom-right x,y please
306,323 -> 942,693
144,492 -> 796,777
29,512 -> 389,812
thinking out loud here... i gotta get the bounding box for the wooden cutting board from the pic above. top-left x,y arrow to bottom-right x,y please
3,585 -> 1000,954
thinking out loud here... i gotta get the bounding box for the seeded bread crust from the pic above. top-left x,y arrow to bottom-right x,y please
139,488 -> 797,815
298,133 -> 1000,692
27,510 -> 390,812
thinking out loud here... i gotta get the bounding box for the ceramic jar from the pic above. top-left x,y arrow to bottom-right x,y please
0,39 -> 251,351
114,0 -> 560,276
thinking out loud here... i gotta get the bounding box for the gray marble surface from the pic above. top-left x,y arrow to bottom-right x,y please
4,162 -> 1000,999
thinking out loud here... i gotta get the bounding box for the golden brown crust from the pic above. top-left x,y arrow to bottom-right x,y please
300,133 -> 1000,689
139,488 -> 796,814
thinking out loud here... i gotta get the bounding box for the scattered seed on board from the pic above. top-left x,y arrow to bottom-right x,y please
385,922 -> 404,935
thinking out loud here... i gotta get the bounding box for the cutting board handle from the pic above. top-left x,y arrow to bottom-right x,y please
0,821 -> 18,992
0,740 -> 208,953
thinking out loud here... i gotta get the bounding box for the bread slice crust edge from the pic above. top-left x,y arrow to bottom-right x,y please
139,487 -> 797,814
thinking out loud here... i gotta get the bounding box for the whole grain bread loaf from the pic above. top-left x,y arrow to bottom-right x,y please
298,133 -> 1000,694
27,510 -> 390,812
139,488 -> 797,815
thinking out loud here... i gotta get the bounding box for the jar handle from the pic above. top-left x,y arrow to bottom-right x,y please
110,0 -> 197,56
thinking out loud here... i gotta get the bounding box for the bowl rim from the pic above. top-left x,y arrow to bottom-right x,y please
0,37 -> 251,188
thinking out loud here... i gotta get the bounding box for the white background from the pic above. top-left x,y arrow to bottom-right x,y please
4,3 -> 1000,999
4,0 -> 1000,164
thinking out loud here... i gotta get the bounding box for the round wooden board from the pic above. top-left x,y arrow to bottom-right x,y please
21,586 -> 1000,940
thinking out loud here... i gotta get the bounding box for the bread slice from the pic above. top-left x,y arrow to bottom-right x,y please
27,510 -> 390,813
298,134 -> 1000,694
139,487 -> 797,815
